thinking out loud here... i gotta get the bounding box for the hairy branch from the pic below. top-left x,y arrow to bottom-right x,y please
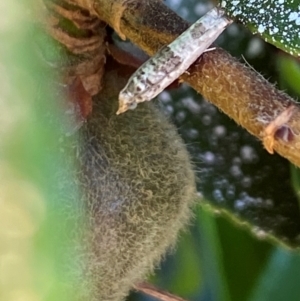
93,0 -> 300,167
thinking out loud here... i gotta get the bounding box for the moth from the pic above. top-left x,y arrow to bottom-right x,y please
117,7 -> 233,115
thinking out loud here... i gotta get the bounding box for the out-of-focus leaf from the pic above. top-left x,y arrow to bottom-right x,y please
0,1 -> 80,300
219,0 -> 300,57
291,165 -> 300,207
169,233 -> 203,296
195,205 -> 231,301
277,55 -> 300,96
215,213 -> 271,301
248,248 -> 300,301
153,231 -> 203,298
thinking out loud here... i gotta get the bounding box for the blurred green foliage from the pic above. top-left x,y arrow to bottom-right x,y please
0,1 -> 80,301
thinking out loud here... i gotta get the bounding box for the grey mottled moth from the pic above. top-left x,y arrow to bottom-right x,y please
117,7 -> 232,115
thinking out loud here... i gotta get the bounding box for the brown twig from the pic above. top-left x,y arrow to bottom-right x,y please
134,282 -> 188,301
93,0 -> 300,167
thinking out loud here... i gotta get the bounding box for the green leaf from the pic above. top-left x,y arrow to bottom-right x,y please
277,55 -> 300,96
0,1 -> 80,300
248,248 -> 300,301
291,165 -> 300,207
215,213 -> 271,301
196,205 -> 231,301
219,0 -> 300,57
169,233 -> 203,296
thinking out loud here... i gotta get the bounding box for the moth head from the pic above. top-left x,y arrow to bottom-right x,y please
116,90 -> 136,115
